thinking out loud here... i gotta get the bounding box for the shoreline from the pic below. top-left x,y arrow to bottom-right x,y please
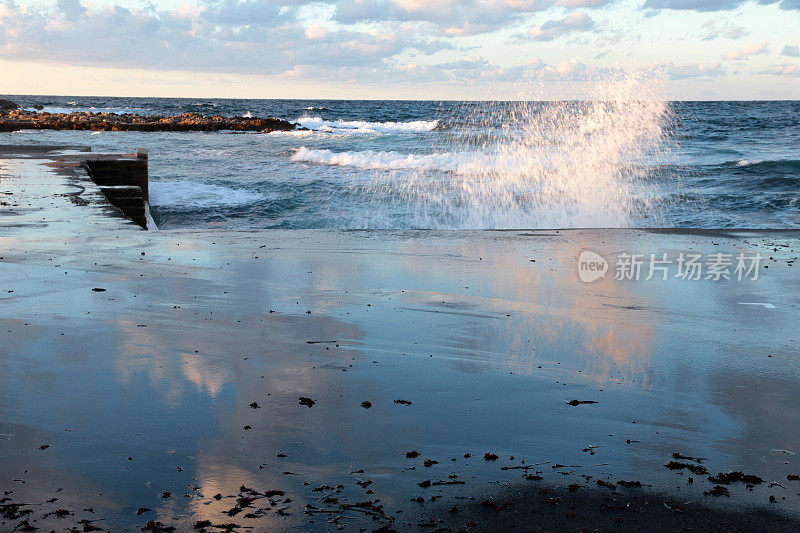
2,147 -> 800,531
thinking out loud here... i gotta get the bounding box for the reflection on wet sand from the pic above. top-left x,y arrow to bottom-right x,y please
389,236 -> 658,387
3,159 -> 800,530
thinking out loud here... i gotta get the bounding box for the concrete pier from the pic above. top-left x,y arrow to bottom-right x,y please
83,151 -> 149,228
0,144 -> 151,229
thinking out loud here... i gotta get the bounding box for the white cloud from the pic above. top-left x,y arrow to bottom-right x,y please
762,64 -> 800,75
304,24 -> 328,39
701,19 -> 747,40
664,61 -> 724,79
56,0 -> 86,18
722,41 -> 769,60
0,0 -> 450,76
645,0 -> 799,11
555,0 -> 614,6
334,0 -> 552,32
0,0 -> 796,97
200,0 -> 287,25
528,12 -> 593,41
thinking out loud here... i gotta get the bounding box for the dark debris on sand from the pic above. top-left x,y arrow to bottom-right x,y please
298,396 -> 315,407
416,482 -> 800,533
3,452 -> 798,533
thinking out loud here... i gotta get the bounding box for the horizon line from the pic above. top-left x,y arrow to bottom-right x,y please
3,93 -> 799,103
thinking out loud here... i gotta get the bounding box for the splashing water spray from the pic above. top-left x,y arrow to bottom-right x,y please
362,68 -> 678,229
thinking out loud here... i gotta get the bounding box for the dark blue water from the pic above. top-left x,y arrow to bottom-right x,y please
3,95 -> 799,229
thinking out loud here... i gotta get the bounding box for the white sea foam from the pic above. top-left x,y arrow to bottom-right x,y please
25,107 -> 80,114
294,116 -> 438,134
269,129 -> 315,137
291,147 -> 487,172
150,180 -> 265,209
736,159 -> 763,166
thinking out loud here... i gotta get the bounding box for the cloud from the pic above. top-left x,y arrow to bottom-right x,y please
0,0 -> 795,93
56,0 -> 86,18
528,12 -> 593,41
537,57 -> 589,78
309,55 -> 618,86
644,0 -> 742,10
722,41 -> 769,60
333,0 -> 613,36
0,0 -> 454,76
761,64 -> 800,75
781,44 -> 799,57
701,19 -> 747,40
664,61 -> 724,79
304,24 -> 328,40
555,0 -> 615,6
523,57 -> 624,81
645,0 -> 799,11
334,0 -> 553,34
200,0 -> 286,25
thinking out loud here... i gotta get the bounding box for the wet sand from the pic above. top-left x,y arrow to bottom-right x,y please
2,148 -> 800,531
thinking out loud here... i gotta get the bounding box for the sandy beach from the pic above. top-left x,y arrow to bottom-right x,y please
1,146 -> 799,531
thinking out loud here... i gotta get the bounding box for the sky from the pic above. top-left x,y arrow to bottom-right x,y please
0,0 -> 798,99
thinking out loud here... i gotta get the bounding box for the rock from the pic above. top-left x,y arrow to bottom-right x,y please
0,108 -> 297,132
0,99 -> 18,112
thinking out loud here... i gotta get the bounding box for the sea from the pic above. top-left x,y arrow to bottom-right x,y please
3,92 -> 799,230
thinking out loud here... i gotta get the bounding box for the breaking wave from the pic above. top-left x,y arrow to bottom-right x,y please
294,116 -> 439,133
355,73 -> 677,228
150,180 -> 266,209
291,147 -> 487,172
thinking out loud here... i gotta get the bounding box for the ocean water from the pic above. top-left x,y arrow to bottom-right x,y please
3,93 -> 799,229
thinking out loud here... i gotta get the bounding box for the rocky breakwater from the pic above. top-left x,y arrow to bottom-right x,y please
0,98 -> 19,112
0,106 -> 297,133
